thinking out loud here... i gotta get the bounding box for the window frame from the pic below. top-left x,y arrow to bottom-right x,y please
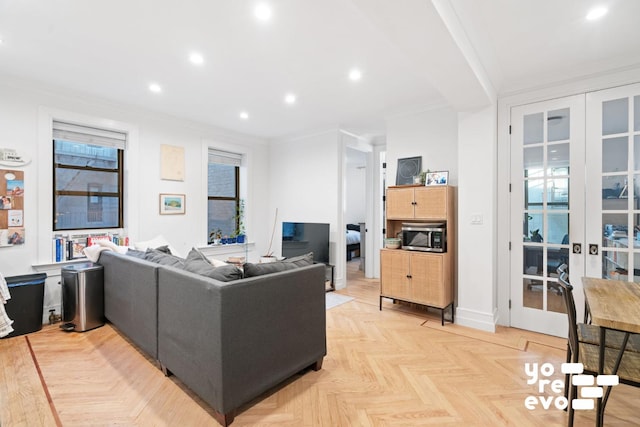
207,163 -> 240,240
52,140 -> 124,231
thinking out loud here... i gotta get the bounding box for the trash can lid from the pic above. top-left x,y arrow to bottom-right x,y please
5,273 -> 47,286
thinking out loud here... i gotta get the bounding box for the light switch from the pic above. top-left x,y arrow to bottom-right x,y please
471,213 -> 483,225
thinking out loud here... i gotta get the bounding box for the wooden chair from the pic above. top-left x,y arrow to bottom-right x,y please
555,267 -> 640,426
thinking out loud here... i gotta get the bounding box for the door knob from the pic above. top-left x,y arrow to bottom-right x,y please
589,244 -> 599,255
572,243 -> 582,254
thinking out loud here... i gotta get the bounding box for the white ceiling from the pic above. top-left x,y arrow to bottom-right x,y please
1,0 -> 639,140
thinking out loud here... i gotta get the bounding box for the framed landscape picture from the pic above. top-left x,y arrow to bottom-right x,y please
159,193 -> 185,215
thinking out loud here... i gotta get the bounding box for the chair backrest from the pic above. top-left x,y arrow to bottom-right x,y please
555,263 -> 580,361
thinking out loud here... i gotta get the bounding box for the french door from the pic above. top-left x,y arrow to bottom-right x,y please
510,95 -> 585,337
586,84 -> 640,282
510,83 -> 640,337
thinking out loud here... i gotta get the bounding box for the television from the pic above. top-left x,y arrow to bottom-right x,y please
282,222 -> 330,264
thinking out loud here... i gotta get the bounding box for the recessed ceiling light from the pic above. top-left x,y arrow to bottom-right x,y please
254,3 -> 272,21
349,68 -> 362,81
586,6 -> 608,21
284,93 -> 296,104
239,111 -> 249,120
189,52 -> 204,65
149,83 -> 162,93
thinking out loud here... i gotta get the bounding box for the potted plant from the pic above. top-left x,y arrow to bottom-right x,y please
235,199 -> 246,244
209,228 -> 222,245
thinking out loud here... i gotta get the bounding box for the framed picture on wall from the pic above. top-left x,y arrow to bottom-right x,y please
425,171 -> 449,186
395,156 -> 422,185
159,193 -> 186,215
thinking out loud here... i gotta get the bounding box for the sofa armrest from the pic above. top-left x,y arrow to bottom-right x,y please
98,251 -> 159,359
157,263 -> 326,415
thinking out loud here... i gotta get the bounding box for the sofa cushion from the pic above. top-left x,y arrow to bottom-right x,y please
185,247 -> 211,263
144,248 -> 185,267
283,252 -> 314,267
182,256 -> 243,282
126,248 -> 146,259
243,253 -> 314,277
134,235 -> 181,257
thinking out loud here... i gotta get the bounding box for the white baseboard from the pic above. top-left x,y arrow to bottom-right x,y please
454,306 -> 498,333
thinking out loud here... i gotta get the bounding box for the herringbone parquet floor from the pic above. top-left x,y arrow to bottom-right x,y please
1,260 -> 638,426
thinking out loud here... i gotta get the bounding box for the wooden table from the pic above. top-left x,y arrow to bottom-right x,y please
582,277 -> 640,427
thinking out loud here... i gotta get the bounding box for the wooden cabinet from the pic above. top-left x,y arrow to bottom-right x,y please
381,185 -> 455,325
386,185 -> 450,220
380,250 -> 451,308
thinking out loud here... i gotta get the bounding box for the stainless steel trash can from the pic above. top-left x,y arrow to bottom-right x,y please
61,263 -> 104,332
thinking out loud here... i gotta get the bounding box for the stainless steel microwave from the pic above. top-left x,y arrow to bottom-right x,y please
401,222 -> 446,253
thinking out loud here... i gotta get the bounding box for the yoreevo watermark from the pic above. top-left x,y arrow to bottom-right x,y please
524,362 -> 618,411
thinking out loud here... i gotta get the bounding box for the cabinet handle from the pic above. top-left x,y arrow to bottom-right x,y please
411,201 -> 417,205
406,274 -> 412,279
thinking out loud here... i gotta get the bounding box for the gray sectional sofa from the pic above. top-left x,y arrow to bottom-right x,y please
98,250 -> 326,426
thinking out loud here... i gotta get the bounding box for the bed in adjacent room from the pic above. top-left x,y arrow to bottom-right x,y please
346,224 -> 361,261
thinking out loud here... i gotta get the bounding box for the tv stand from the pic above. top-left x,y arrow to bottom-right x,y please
324,263 -> 335,292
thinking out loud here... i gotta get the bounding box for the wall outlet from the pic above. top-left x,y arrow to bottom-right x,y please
471,214 -> 483,225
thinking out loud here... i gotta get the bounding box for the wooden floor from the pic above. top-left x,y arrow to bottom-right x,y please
1,260 -> 638,426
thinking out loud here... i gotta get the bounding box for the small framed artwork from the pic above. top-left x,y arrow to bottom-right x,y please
395,156 -> 422,185
425,171 -> 449,186
159,193 -> 186,215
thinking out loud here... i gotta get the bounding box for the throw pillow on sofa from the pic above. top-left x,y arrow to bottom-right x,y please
243,252 -> 314,277
133,235 -> 181,257
282,252 -> 314,267
182,255 -> 243,282
144,248 -> 185,267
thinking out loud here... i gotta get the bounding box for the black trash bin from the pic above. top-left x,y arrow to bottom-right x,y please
2,273 -> 47,338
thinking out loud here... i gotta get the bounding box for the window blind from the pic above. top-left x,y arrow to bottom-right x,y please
208,148 -> 243,166
52,121 -> 127,149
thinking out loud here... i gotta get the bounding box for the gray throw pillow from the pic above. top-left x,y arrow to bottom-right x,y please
283,252 -> 314,267
183,257 -> 243,282
185,247 -> 212,264
126,248 -> 146,259
244,261 -> 299,277
144,248 -> 185,267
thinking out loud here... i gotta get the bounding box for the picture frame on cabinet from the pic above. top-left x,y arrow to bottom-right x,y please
159,193 -> 186,215
395,156 -> 422,185
425,171 -> 448,186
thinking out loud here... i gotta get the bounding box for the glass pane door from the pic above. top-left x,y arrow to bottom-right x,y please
510,95 -> 585,337
586,84 -> 640,283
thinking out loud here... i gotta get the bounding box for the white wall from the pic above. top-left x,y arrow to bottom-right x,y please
456,105 -> 498,332
0,77 -> 269,321
386,108 -> 459,186
269,130 -> 345,287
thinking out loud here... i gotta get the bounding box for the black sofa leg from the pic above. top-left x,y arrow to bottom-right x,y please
212,410 -> 235,427
312,358 -> 324,371
160,363 -> 172,377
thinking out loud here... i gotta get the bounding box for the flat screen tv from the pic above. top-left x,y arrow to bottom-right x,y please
282,222 -> 330,264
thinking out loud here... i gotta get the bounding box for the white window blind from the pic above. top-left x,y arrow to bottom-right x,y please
53,121 -> 127,149
208,148 -> 242,166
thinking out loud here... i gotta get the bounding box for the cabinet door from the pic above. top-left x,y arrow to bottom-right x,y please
386,187 -> 415,219
410,253 -> 446,307
380,250 -> 411,300
414,186 -> 448,220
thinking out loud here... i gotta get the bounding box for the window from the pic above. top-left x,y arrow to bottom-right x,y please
53,121 -> 125,230
208,149 -> 242,242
